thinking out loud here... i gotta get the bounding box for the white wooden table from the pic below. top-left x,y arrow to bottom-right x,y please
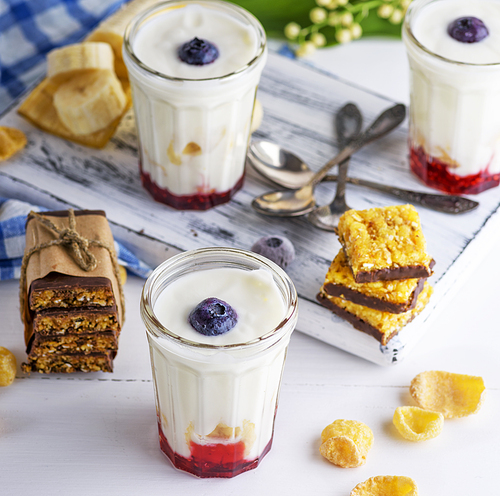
1,39 -> 499,494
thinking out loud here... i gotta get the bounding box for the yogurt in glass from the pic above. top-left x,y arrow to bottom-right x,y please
403,0 -> 500,194
140,247 -> 298,478
123,1 -> 267,209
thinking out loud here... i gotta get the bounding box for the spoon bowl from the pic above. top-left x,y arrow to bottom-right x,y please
251,103 -> 406,217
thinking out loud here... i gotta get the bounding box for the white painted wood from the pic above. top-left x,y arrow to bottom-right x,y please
1,52 -> 500,367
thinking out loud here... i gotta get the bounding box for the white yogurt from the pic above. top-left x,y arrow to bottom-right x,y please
403,0 -> 500,191
153,268 -> 285,345
141,249 -> 297,477
133,4 -> 258,79
123,1 -> 267,208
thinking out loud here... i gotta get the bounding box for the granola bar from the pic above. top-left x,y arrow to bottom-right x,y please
337,204 -> 434,283
317,282 -> 433,345
321,250 -> 424,314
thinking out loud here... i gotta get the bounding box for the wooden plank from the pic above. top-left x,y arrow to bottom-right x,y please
2,52 -> 500,365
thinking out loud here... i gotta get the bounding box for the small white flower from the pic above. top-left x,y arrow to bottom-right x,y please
311,32 -> 327,47
328,12 -> 340,26
310,7 -> 327,24
378,4 -> 394,19
389,9 -> 404,24
284,22 -> 301,40
316,0 -> 332,6
336,0 -> 349,5
340,11 -> 354,26
350,23 -> 362,39
335,28 -> 352,44
296,41 -> 317,57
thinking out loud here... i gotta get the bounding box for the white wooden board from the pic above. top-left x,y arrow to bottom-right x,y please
2,51 -> 500,365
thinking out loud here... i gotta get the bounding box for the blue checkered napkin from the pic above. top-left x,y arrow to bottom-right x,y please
0,198 -> 152,280
0,0 -> 128,115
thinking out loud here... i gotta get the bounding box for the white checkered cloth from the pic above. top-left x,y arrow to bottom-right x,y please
0,198 -> 151,280
0,0 -> 128,115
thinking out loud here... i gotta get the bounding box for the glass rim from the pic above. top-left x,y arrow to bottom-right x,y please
140,247 -> 298,351
403,0 -> 500,68
123,0 -> 267,83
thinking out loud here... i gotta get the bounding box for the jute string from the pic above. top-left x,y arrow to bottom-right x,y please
19,209 -> 125,319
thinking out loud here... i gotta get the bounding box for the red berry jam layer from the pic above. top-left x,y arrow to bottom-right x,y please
158,423 -> 272,478
410,144 -> 500,195
140,165 -> 244,210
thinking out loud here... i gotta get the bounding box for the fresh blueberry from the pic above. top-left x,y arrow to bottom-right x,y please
188,297 -> 237,336
178,37 -> 219,65
447,17 -> 489,43
251,235 -> 295,270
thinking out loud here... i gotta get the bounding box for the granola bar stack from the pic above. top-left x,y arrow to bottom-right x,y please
317,204 -> 435,345
21,210 -> 123,373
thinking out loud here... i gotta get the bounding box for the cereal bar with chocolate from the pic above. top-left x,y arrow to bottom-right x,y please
33,305 -> 120,336
317,282 -> 433,345
27,332 -> 118,359
21,209 -> 124,374
337,204 -> 434,283
321,250 -> 425,314
21,352 -> 115,374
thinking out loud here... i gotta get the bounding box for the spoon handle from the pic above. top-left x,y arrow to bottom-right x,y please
323,174 -> 479,214
307,103 -> 406,188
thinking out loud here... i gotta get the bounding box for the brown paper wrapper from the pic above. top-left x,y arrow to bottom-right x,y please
22,210 -> 124,346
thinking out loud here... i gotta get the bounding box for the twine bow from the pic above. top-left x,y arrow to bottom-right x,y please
19,209 -> 125,319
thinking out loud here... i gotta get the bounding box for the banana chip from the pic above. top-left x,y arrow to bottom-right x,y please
393,406 -> 443,441
410,370 -> 485,418
18,77 -> 131,149
0,346 -> 17,387
350,476 -> 418,496
319,419 -> 373,468
0,126 -> 27,161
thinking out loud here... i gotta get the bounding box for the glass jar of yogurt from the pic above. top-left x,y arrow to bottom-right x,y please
403,0 -> 500,194
123,0 -> 267,210
140,247 -> 298,478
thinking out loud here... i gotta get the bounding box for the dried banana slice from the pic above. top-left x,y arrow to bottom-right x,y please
0,347 -> 17,387
393,406 -> 444,441
53,69 -> 127,135
410,370 -> 485,418
350,475 -> 418,496
47,42 -> 115,84
319,419 -> 373,468
0,126 -> 27,161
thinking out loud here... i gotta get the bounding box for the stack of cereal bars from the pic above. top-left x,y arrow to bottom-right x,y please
317,204 -> 434,345
22,210 -> 123,373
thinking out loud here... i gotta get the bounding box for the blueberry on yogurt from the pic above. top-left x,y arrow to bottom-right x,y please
251,236 -> 295,270
447,17 -> 489,43
178,37 -> 219,65
188,297 -> 237,336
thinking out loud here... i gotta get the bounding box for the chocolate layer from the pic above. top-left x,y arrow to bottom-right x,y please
351,258 -> 436,284
323,278 -> 425,314
22,351 -> 114,373
29,272 -> 115,310
316,292 -> 402,345
32,305 -> 120,336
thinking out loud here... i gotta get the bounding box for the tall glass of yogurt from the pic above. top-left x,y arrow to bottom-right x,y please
403,0 -> 500,194
140,247 -> 298,478
123,1 -> 267,210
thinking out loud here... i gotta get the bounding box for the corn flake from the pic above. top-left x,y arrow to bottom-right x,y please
319,419 -> 373,468
0,126 -> 27,161
0,347 -> 17,387
393,406 -> 443,441
350,475 -> 419,496
410,370 -> 485,418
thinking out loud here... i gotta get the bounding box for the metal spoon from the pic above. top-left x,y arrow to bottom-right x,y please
251,103 -> 406,217
307,103 -> 362,231
248,142 -> 479,214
